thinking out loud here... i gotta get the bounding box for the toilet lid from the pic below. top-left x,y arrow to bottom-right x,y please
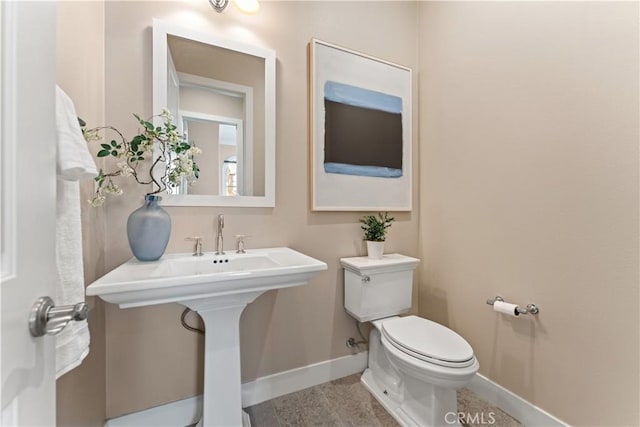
381,316 -> 475,367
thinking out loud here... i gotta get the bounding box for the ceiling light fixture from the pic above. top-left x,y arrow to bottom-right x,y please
209,0 -> 260,14
234,0 -> 260,14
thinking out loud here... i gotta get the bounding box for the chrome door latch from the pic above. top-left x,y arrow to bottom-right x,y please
29,296 -> 88,337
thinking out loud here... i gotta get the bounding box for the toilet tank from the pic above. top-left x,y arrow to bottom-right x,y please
341,254 -> 420,322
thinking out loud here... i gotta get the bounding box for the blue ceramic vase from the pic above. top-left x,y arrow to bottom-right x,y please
127,195 -> 171,261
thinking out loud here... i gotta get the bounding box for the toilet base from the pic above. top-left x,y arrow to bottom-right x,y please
361,368 -> 462,427
361,325 -> 467,427
360,368 -> 411,426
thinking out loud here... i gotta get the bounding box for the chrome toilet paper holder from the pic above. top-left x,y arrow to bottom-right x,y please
486,296 -> 539,315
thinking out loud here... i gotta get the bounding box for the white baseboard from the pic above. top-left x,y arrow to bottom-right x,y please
467,373 -> 569,427
241,351 -> 368,407
105,352 -> 368,427
106,354 -> 567,427
104,395 -> 202,427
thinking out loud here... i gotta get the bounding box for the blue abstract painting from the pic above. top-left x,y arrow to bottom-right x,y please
323,81 -> 403,178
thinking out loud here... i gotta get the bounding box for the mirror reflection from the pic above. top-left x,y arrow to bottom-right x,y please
167,35 -> 263,197
153,20 -> 276,207
181,116 -> 242,196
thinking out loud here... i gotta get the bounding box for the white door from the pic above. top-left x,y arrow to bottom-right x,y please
1,1 -> 58,426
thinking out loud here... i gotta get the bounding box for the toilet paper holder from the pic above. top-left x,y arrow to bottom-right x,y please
486,296 -> 539,315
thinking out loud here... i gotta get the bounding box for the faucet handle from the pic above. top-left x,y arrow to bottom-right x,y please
235,235 -> 249,254
185,236 -> 204,256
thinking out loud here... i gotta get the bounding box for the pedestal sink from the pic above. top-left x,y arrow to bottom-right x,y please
86,247 -> 327,426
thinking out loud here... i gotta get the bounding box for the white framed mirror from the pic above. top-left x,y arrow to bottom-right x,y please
152,19 -> 276,207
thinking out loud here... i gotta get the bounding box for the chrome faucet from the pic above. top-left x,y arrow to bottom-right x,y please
215,214 -> 225,255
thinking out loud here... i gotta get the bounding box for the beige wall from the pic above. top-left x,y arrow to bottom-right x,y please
55,1 -> 107,426
55,1 -> 639,424
180,87 -> 244,119
103,1 -> 419,418
418,2 -> 639,426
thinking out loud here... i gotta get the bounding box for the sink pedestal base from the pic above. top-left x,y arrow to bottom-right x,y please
195,410 -> 251,427
182,292 -> 263,427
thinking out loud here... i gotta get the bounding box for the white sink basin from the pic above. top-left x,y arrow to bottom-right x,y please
86,247 -> 327,308
87,247 -> 327,427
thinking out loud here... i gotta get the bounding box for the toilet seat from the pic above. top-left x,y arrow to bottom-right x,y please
381,316 -> 475,368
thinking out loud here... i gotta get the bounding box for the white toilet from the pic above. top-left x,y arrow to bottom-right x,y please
341,254 -> 479,427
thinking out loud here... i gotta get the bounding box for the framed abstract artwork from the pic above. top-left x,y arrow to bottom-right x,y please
309,38 -> 412,211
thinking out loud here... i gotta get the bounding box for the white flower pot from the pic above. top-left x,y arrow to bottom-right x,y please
366,241 -> 385,260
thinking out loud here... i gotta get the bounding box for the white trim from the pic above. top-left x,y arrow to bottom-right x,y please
0,0 -> 16,282
0,1 -> 3,418
467,373 -> 569,427
104,352 -> 368,427
242,351 -> 368,407
154,19 -> 274,61
104,395 -> 202,427
162,193 -> 274,208
104,357 -> 569,427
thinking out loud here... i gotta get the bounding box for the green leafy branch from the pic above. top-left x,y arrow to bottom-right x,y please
81,110 -> 201,206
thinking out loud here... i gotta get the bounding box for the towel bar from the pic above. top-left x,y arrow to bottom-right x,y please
29,296 -> 88,337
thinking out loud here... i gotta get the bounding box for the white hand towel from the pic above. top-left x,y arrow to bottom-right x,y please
55,85 -> 98,181
55,85 -> 96,378
55,180 -> 90,378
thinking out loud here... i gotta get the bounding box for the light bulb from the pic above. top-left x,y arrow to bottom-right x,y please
234,0 -> 260,14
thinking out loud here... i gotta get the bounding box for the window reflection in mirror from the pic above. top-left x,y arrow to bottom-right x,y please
222,155 -> 238,196
177,117 -> 243,197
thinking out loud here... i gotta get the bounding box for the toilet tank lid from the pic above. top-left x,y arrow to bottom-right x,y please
340,254 -> 420,274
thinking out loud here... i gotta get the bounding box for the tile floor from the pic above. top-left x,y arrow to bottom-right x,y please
244,373 -> 523,427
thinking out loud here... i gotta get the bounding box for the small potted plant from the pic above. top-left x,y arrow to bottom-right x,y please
360,212 -> 394,259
